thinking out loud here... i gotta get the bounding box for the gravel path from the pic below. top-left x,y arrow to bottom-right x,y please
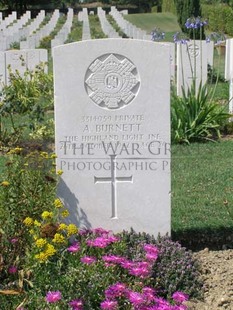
185,248 -> 233,309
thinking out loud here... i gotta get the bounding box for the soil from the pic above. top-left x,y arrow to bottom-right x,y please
186,248 -> 233,309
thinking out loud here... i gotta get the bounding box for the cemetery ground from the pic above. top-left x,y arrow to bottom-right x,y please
1,10 -> 233,310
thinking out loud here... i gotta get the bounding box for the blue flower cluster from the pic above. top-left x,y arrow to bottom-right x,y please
151,27 -> 165,42
205,32 -> 226,45
185,17 -> 208,29
173,32 -> 190,44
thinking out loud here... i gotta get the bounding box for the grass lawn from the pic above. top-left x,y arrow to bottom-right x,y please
124,12 -> 181,39
172,140 -> 233,248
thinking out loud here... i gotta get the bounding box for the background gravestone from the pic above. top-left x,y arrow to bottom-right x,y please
54,39 -> 171,237
176,40 -> 208,96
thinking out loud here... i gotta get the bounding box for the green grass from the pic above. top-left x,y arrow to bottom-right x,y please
171,140 -> 233,247
89,15 -> 107,39
124,12 -> 181,39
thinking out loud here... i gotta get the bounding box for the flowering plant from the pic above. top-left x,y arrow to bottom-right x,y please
171,17 -> 231,143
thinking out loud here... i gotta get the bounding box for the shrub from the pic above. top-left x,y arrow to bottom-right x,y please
0,62 -> 53,146
171,82 -> 231,143
39,35 -> 52,49
0,149 -> 59,272
118,229 -> 203,300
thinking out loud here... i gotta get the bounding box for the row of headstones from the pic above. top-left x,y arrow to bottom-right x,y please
20,9 -> 60,49
0,49 -> 48,90
97,7 -> 120,38
51,8 -> 74,50
78,8 -> 91,40
109,6 -> 151,40
0,10 -> 45,51
0,11 -> 17,30
0,11 -> 31,50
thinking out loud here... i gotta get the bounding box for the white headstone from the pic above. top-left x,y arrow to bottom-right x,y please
176,40 -> 208,96
225,38 -> 233,113
54,39 -> 171,236
0,51 -> 6,93
5,50 -> 27,84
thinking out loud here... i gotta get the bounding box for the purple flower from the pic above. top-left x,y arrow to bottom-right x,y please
45,291 -> 62,303
92,227 -> 110,235
100,300 -> 118,309
102,255 -> 126,265
69,298 -> 83,309
105,283 -> 128,299
87,237 -> 109,248
173,32 -> 189,44
67,242 -> 80,253
172,291 -> 189,303
129,261 -> 151,278
80,256 -> 96,264
8,266 -> 17,274
128,291 -> 145,306
185,17 -> 208,29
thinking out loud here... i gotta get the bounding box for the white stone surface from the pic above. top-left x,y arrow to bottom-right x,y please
0,51 -> 6,93
176,40 -> 208,96
225,38 -> 233,81
225,38 -> 233,113
5,49 -> 48,84
54,39 -> 171,237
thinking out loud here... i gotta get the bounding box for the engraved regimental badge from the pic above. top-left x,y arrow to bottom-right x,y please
85,53 -> 140,110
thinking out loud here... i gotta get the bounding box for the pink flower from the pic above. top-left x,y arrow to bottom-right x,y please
105,283 -> 128,299
45,291 -> 62,303
92,227 -> 110,235
100,300 -> 118,309
80,256 -> 96,264
67,242 -> 80,253
8,266 -> 17,274
172,291 -> 189,303
69,298 -> 83,309
128,291 -> 145,306
10,238 -> 18,244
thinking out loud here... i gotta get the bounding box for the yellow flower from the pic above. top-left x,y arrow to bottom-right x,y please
58,223 -> 67,231
29,229 -> 35,236
56,169 -> 63,176
41,211 -> 53,220
1,181 -> 10,187
50,154 -> 57,159
61,209 -> 69,218
23,217 -> 34,226
35,252 -> 48,263
45,243 -> 56,256
54,198 -> 63,208
35,238 -> 47,248
40,151 -> 48,159
7,147 -> 23,155
34,220 -> 41,227
67,224 -> 78,236
52,233 -> 66,244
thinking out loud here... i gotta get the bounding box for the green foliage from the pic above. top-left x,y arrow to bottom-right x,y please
66,19 -> 82,43
0,149 -> 58,282
39,35 -> 52,49
171,82 -> 231,144
9,41 -> 20,49
0,62 -> 54,146
202,4 -> 233,35
162,0 -> 176,14
89,15 -> 107,39
174,0 -> 204,39
119,229 -> 203,299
